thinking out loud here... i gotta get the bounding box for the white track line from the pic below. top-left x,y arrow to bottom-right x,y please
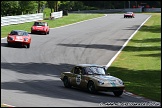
2,103 -> 15,107
105,15 -> 152,69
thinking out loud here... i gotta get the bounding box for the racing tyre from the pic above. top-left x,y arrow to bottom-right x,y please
63,77 -> 71,88
27,44 -> 30,48
8,42 -> 11,47
113,90 -> 123,97
87,81 -> 96,94
45,31 -> 47,35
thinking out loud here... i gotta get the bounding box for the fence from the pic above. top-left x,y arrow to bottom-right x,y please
51,11 -> 63,19
70,8 -> 161,13
1,13 -> 43,26
1,11 -> 63,26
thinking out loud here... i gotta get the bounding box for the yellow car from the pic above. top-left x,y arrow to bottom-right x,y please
60,64 -> 125,97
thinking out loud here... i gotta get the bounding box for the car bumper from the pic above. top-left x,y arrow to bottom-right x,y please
124,15 -> 133,17
31,30 -> 47,33
8,41 -> 30,46
96,86 -> 125,92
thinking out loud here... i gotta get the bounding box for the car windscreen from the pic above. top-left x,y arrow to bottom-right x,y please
126,12 -> 133,14
10,31 -> 18,35
83,67 -> 106,75
10,31 -> 28,36
34,22 -> 45,26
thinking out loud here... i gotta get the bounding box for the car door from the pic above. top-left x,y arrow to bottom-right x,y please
70,66 -> 81,87
78,67 -> 89,89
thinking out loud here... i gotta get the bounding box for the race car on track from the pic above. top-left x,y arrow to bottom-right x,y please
7,30 -> 31,48
31,21 -> 50,35
124,12 -> 135,18
60,64 -> 125,97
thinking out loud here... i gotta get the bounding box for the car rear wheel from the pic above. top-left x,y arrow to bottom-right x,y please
63,77 -> 71,88
113,90 -> 123,97
87,81 -> 96,93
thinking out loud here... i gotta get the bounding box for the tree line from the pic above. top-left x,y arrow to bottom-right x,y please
1,1 -> 161,16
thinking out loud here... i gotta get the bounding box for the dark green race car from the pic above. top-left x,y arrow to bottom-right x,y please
60,64 -> 125,97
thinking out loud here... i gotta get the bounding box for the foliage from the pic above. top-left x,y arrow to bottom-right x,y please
46,1 -> 59,13
1,1 -> 47,16
19,1 -> 38,14
59,1 -> 75,11
1,1 -> 19,16
1,1 -> 161,16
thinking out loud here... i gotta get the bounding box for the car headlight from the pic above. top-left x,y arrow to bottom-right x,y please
118,80 -> 124,85
24,38 -> 29,42
8,37 -> 14,41
98,80 -> 104,85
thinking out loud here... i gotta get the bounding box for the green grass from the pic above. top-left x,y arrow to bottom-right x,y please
1,12 -> 104,38
107,13 -> 161,102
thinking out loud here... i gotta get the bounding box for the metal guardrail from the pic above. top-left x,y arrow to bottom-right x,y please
1,11 -> 63,26
70,8 -> 161,13
51,11 -> 63,19
1,13 -> 43,26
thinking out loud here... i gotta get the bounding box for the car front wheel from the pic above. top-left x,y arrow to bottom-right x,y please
8,42 -> 11,47
27,44 -> 30,48
87,81 -> 96,93
113,90 -> 123,97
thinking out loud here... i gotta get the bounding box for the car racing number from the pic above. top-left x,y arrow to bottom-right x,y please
76,75 -> 81,85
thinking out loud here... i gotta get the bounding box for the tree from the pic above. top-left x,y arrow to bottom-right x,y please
38,1 -> 40,13
19,1 -> 37,14
1,1 -> 19,16
37,1 -> 47,13
54,1 -> 58,12
47,1 -> 54,12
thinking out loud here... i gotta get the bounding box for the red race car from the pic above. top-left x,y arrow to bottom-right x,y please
124,12 -> 135,18
31,21 -> 50,35
7,30 -> 31,48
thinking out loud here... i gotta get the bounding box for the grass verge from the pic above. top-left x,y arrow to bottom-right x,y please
1,13 -> 104,38
107,13 -> 161,102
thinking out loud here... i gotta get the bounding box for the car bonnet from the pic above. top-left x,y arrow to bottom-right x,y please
92,75 -> 122,82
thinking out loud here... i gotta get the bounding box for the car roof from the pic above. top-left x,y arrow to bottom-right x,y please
126,12 -> 133,13
34,21 -> 47,23
76,64 -> 105,67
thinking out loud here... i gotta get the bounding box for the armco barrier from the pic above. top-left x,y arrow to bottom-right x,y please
1,13 -> 43,26
1,11 -> 63,26
51,11 -> 63,19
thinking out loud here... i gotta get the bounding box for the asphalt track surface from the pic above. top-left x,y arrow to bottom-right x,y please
1,14 -> 156,107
